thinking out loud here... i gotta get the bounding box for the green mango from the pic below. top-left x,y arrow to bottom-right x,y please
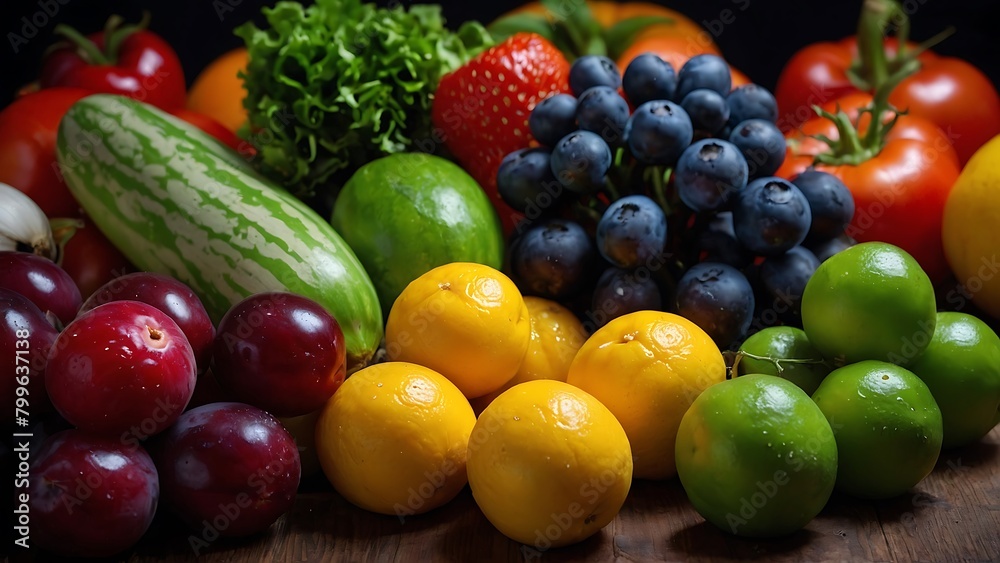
332,153 -> 505,314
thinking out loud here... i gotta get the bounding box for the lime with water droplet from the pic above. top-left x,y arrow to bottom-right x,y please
908,312 -> 1000,448
675,374 -> 837,537
811,360 -> 943,499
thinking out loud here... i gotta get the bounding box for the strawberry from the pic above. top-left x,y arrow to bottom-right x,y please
432,33 -> 570,235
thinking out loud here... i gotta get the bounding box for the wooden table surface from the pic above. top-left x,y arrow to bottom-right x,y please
22,424 -> 986,562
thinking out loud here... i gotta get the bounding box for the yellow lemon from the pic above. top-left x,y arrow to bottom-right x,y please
386,262 -> 531,398
470,296 -> 588,414
943,134 -> 1000,319
314,362 -> 475,516
467,380 -> 632,549
566,311 -> 726,479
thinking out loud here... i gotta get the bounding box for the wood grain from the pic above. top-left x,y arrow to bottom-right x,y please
18,427 -> 1000,562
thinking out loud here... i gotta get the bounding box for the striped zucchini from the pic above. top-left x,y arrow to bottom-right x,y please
56,94 -> 383,367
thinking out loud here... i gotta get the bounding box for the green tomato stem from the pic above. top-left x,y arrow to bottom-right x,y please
52,23 -> 112,65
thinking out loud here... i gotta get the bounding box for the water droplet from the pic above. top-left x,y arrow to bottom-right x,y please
762,431 -> 768,435
376,383 -> 383,388
766,442 -> 772,447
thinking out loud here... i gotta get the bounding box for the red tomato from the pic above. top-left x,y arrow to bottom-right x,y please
168,108 -> 245,152
776,34 -> 1000,164
0,88 -> 91,218
0,89 -> 246,222
39,17 -> 186,110
777,93 -> 961,284
57,217 -> 135,301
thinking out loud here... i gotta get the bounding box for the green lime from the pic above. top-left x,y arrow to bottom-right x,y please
675,374 -> 837,538
801,242 -> 936,366
737,327 -> 831,395
332,153 -> 504,313
811,360 -> 943,499
908,312 -> 1000,448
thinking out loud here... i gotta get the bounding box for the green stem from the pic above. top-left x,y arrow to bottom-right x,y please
53,24 -> 112,65
649,166 -> 672,216
104,12 -> 151,63
52,13 -> 149,66
861,61 -> 915,147
811,59 -> 916,167
573,200 -> 602,224
49,218 -> 85,266
852,0 -> 899,90
730,350 -> 829,377
812,105 -> 874,166
603,176 -> 621,202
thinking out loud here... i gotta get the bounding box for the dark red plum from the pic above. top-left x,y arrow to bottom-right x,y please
80,272 -> 216,373
212,292 -> 346,417
45,300 -> 197,439
28,429 -> 159,557
1,288 -> 57,422
154,402 -> 300,538
0,251 -> 81,326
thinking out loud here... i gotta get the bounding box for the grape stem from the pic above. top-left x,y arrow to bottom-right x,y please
649,166 -> 673,216
729,350 -> 830,377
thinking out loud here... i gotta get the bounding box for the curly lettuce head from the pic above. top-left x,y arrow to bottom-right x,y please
236,0 -> 491,197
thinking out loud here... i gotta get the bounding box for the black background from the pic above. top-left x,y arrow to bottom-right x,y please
0,0 -> 996,109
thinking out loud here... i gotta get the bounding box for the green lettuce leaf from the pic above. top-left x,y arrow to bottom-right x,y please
236,0 -> 491,199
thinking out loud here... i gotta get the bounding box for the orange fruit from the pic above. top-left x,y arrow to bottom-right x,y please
385,262 -> 531,398
566,311 -> 727,479
616,34 -> 722,76
186,48 -> 249,134
467,380 -> 632,548
469,296 -> 587,414
314,362 -> 475,516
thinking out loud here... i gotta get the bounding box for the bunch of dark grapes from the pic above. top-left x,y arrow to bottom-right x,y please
496,53 -> 856,350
